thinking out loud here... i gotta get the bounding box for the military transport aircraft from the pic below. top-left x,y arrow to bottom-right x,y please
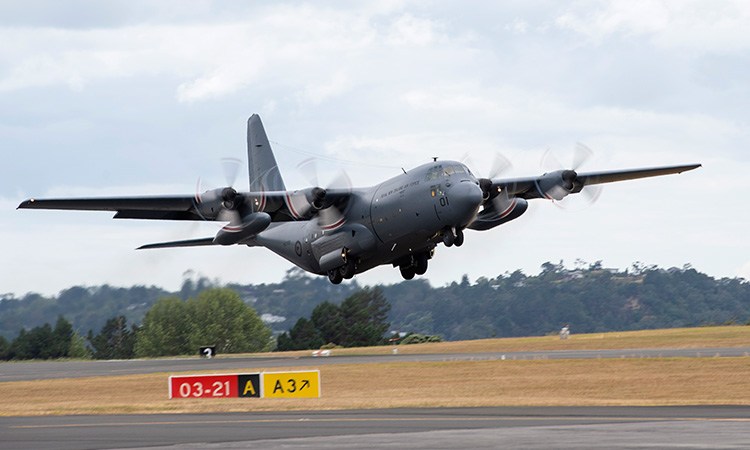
18,115 -> 700,284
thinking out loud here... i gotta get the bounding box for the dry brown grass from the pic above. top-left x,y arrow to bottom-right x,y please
2,326 -> 749,416
2,358 -> 749,416
256,326 -> 750,358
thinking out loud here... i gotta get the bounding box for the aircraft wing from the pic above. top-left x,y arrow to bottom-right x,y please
493,163 -> 701,200
17,187 -> 353,223
17,196 -> 205,220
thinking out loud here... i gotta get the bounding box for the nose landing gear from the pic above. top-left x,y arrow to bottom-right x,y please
443,227 -> 464,247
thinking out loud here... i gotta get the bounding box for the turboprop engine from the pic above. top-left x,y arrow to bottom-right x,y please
195,187 -> 272,245
536,169 -> 583,201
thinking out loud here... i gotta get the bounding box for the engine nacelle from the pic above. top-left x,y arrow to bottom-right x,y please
536,170 -> 580,201
213,212 -> 272,245
468,198 -> 528,231
195,187 -> 238,220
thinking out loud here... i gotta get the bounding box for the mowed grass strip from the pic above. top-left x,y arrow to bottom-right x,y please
1,358 -> 749,416
258,326 -> 750,358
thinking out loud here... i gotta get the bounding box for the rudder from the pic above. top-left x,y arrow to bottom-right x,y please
247,114 -> 286,192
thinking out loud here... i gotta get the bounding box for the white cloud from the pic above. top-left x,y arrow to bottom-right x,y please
556,0 -> 750,53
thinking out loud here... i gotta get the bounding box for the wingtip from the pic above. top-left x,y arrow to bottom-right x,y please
17,199 -> 34,209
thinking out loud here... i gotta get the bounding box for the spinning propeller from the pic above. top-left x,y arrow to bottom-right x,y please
195,157 -> 271,245
292,158 -> 351,230
540,143 -> 602,208
476,152 -> 518,217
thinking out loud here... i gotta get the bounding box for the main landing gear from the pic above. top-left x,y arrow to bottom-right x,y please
399,252 -> 430,280
443,227 -> 464,247
328,257 -> 356,285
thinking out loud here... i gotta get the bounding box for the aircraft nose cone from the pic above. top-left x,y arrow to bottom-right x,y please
450,181 -> 483,225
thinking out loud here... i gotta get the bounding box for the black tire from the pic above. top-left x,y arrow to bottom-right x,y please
328,269 -> 343,284
415,253 -> 428,275
400,265 -> 416,280
443,231 -> 454,247
340,260 -> 356,279
454,228 -> 465,247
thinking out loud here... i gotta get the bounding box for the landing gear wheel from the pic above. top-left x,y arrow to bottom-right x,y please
454,228 -> 465,247
400,265 -> 416,280
328,268 -> 343,284
443,231 -> 455,247
415,253 -> 429,275
340,259 -> 356,279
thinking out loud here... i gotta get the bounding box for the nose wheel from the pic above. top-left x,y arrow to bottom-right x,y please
443,227 -> 464,247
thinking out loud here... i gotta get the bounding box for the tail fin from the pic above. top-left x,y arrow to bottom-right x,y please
247,114 -> 286,192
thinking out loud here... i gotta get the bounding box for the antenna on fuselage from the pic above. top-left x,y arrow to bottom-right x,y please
432,157 -> 438,162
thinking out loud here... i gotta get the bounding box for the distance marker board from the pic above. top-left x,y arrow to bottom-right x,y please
169,371 -> 320,399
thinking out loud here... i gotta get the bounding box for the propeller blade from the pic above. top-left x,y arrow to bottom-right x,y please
217,208 -> 241,225
581,184 -> 603,203
573,142 -> 594,171
541,148 -> 564,173
489,153 -> 513,179
296,157 -> 319,187
318,205 -> 346,231
221,157 -> 243,188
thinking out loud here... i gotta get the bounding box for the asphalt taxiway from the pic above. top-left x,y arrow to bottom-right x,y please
3,406 -> 749,449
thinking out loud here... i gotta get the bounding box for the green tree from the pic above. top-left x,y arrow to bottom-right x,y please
337,287 -> 391,348
276,317 -> 325,351
310,301 -> 342,345
8,323 -> 55,360
186,288 -> 272,353
136,288 -> 272,357
50,315 -> 74,358
0,335 -> 9,360
135,296 -> 191,357
88,316 -> 137,359
69,331 -> 90,359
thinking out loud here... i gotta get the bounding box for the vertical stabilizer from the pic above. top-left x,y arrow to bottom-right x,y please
247,114 -> 286,192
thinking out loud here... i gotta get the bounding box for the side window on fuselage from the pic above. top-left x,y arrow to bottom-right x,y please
430,184 -> 444,197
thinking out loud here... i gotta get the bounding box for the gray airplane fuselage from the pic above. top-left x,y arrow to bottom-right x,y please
254,160 -> 483,276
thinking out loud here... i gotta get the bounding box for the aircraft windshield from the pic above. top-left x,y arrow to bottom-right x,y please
424,165 -> 444,181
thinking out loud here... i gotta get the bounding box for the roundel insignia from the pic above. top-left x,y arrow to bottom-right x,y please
295,241 -> 302,257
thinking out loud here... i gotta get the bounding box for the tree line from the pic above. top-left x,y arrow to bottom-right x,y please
276,287 -> 391,351
0,288 -> 272,360
2,262 -> 749,353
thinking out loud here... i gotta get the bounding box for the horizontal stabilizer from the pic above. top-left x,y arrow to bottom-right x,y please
137,238 -> 216,250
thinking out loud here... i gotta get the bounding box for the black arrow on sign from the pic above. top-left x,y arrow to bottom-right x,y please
301,380 -> 310,390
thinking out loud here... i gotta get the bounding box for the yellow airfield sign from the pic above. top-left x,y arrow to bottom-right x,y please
262,370 -> 320,398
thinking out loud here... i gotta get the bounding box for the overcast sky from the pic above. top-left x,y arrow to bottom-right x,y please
2,0 -> 749,296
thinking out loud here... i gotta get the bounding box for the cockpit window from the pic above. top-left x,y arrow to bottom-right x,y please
424,165 -> 444,181
430,184 -> 444,197
453,165 -> 466,174
444,166 -> 455,175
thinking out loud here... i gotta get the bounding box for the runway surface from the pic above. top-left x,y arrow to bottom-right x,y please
2,347 -> 749,382
3,406 -> 749,449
